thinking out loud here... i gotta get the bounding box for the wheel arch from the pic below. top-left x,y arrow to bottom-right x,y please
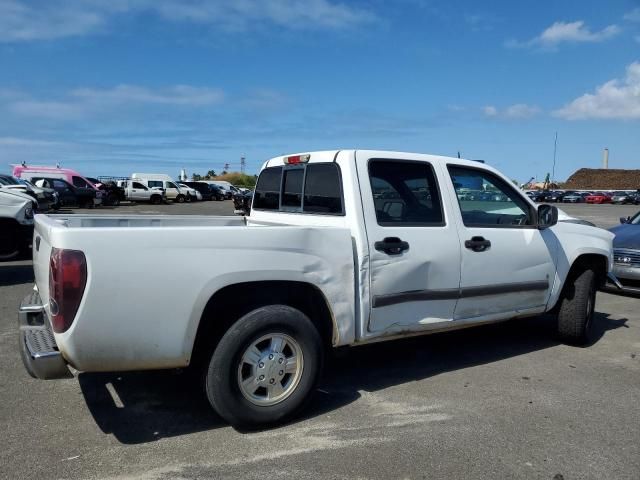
189,280 -> 337,368
549,253 -> 608,311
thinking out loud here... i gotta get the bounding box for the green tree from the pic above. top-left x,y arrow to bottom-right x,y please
206,169 -> 216,178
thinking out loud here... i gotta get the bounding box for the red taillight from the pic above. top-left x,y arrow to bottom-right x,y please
49,248 -> 87,333
283,154 -> 310,165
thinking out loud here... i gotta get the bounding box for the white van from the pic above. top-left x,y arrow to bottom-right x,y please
131,173 -> 186,203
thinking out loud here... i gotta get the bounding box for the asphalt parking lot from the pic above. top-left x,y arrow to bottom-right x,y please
1,202 -> 639,480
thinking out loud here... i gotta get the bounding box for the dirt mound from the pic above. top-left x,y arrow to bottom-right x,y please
564,168 -> 640,190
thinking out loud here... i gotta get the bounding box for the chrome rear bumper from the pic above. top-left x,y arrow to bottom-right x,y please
18,290 -> 71,380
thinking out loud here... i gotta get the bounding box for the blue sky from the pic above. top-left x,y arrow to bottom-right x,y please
1,0 -> 639,182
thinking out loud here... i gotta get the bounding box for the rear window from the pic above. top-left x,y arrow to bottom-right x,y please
253,167 -> 282,210
282,168 -> 304,208
253,163 -> 343,215
304,163 -> 343,214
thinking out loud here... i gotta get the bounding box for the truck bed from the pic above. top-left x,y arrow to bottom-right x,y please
44,214 -> 246,228
31,213 -> 356,371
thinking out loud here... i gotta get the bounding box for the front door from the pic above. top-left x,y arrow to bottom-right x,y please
130,181 -> 148,201
445,165 -> 557,320
356,153 -> 462,334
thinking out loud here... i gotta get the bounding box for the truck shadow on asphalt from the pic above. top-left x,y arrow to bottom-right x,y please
78,312 -> 628,443
0,263 -> 34,286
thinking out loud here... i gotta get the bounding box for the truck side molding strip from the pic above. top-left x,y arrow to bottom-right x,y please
372,280 -> 549,308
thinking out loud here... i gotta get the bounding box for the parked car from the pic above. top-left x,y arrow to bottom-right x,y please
547,191 -> 572,203
178,183 -> 202,201
182,181 -> 219,201
131,174 -> 186,203
0,174 -> 57,211
0,189 -> 36,260
611,191 -> 638,205
562,192 -> 590,203
526,190 -> 553,203
13,165 -> 103,206
119,180 -> 165,204
605,211 -> 640,295
585,192 -> 613,204
86,177 -> 125,206
233,189 -> 253,215
31,177 -> 97,208
19,149 -> 618,429
199,181 -> 233,199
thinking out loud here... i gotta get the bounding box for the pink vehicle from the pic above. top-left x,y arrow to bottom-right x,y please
12,165 -> 102,206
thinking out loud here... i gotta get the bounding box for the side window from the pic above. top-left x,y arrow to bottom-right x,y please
369,160 -> 444,226
281,168 -> 304,209
147,180 -> 162,189
132,182 -> 146,190
53,180 -> 68,189
448,166 -> 531,227
254,167 -> 282,210
72,176 -> 90,188
303,163 -> 343,214
166,181 -> 178,189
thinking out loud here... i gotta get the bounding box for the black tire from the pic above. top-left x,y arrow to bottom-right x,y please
185,193 -> 192,203
556,269 -> 596,345
150,195 -> 162,205
108,193 -> 120,206
205,305 -> 323,429
0,220 -> 20,261
176,194 -> 185,204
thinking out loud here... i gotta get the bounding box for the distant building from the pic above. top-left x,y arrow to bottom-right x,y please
564,168 -> 640,190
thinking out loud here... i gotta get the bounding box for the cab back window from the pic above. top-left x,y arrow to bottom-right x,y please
253,163 -> 343,215
253,167 -> 282,210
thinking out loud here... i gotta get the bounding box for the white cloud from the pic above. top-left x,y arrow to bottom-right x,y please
553,62 -> 640,120
71,85 -> 224,106
0,0 -> 105,42
624,8 -> 640,22
482,104 -> 540,119
3,84 -> 225,120
483,105 -> 498,117
0,0 -> 376,42
506,20 -> 620,49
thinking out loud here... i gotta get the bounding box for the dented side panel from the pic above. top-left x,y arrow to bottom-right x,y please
36,219 -> 354,372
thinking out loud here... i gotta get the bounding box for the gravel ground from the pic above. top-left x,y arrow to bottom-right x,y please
1,202 -> 639,480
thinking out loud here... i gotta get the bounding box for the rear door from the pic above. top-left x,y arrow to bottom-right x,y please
445,164 -> 557,320
356,153 -> 462,334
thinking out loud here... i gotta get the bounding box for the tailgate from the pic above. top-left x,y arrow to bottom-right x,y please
31,215 -> 56,316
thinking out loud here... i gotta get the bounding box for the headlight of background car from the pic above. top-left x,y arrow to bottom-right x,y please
24,205 -> 34,219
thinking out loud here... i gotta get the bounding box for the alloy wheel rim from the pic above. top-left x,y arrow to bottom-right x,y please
237,333 -> 304,406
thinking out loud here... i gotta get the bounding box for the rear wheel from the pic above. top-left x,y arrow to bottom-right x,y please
150,194 -> 162,205
0,220 -> 20,261
204,305 -> 323,429
108,193 -> 120,206
176,194 -> 185,204
556,269 -> 596,345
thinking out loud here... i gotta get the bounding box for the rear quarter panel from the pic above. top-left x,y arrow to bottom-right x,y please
36,218 -> 354,371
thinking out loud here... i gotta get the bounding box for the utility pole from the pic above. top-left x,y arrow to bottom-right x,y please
240,156 -> 246,174
224,163 -> 230,172
551,131 -> 558,185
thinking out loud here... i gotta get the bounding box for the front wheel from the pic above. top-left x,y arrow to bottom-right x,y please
205,305 -> 323,429
556,269 -> 596,345
150,195 -> 162,205
176,194 -> 185,204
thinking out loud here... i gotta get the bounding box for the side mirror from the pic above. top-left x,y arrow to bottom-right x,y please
620,216 -> 630,224
537,204 -> 558,229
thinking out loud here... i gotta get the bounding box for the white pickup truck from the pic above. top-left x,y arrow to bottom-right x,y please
19,150 -> 620,428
